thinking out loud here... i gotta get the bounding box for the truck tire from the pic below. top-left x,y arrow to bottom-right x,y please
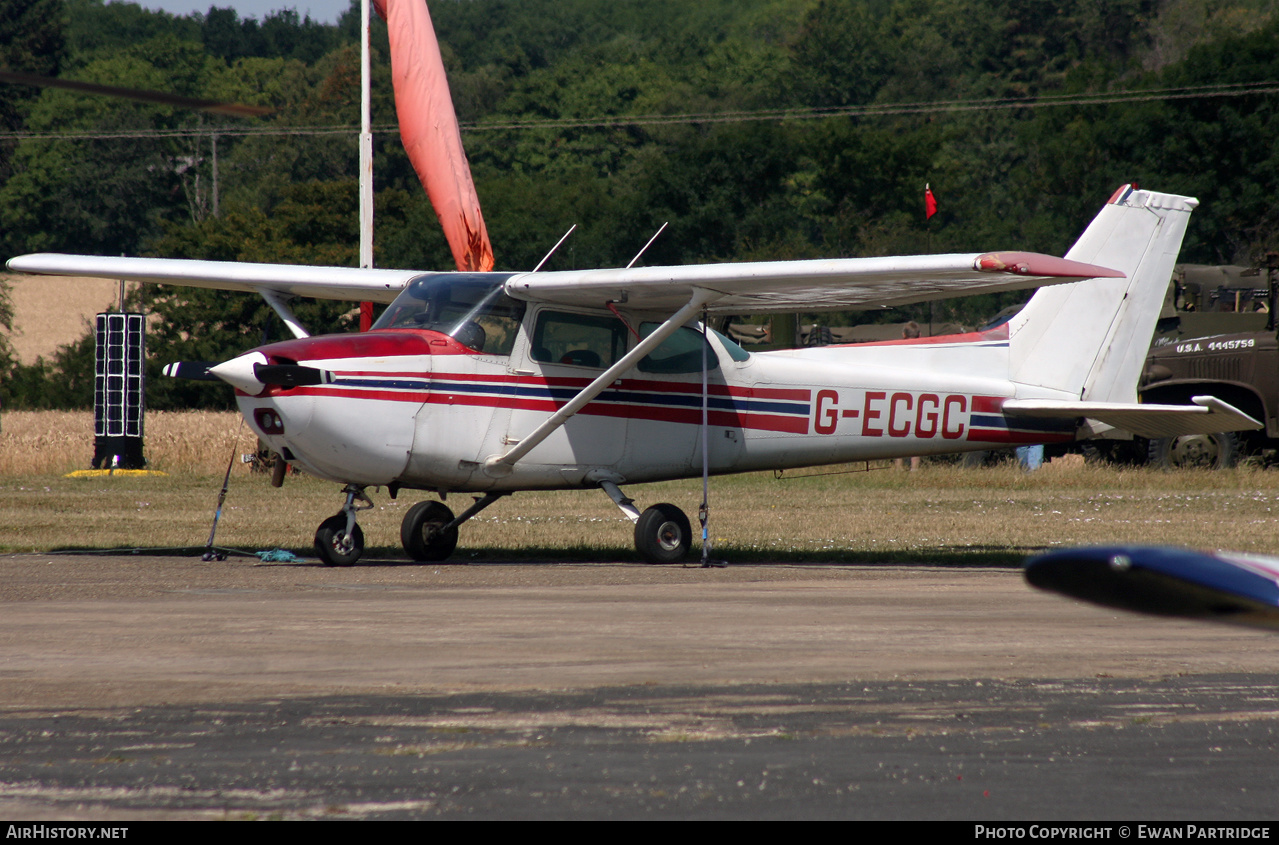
1147,432 -> 1240,470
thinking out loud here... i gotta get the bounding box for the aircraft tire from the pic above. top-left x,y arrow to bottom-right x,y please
1147,431 -> 1240,470
634,503 -> 692,564
401,501 -> 459,561
314,514 -> 364,567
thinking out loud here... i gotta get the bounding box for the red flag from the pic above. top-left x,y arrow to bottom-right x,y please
925,184 -> 937,220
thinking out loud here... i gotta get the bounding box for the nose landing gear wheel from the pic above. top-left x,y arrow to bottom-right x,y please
314,514 -> 365,566
634,503 -> 692,564
401,500 -> 459,561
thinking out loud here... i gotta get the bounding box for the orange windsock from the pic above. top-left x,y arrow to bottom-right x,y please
374,0 -> 494,272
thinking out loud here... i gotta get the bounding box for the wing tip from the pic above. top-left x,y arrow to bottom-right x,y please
974,251 -> 1124,279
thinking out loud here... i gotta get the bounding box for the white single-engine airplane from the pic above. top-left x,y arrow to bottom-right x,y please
7,185 -> 1263,565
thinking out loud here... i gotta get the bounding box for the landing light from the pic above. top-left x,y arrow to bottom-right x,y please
255,408 -> 285,435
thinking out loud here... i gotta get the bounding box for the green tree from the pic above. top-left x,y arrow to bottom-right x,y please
1,333 -> 95,409
63,0 -> 199,59
0,0 -> 68,185
0,34 -> 249,256
789,0 -> 891,108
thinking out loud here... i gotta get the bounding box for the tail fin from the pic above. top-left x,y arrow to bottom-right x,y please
1007,186 -> 1198,402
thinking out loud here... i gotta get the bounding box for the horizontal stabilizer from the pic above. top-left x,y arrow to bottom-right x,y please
1025,545 -> 1279,631
1002,395 -> 1262,438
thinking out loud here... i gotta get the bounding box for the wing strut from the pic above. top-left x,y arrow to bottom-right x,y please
256,289 -> 310,339
698,305 -> 725,568
484,287 -> 723,475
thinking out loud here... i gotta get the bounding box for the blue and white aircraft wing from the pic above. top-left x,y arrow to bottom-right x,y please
1025,545 -> 1279,631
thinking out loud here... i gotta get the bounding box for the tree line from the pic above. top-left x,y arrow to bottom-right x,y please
2,0 -> 1278,409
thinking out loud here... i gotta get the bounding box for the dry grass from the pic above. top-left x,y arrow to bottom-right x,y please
3,273 -> 122,365
707,459 -> 1279,560
0,410 -> 256,475
1,416 -> 1277,561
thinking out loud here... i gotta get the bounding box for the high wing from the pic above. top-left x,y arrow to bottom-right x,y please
505,251 -> 1120,313
6,254 -> 422,304
7,250 -> 1120,314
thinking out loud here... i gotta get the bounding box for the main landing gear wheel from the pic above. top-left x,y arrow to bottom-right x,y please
401,501 -> 459,561
634,503 -> 692,564
314,514 -> 365,567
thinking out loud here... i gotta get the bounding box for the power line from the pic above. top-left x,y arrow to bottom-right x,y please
1,80 -> 1275,142
0,124 -> 401,141
469,80 -> 1279,129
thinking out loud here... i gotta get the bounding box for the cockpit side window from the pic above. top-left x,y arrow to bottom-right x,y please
373,273 -> 525,354
531,311 -> 628,369
637,323 -> 720,374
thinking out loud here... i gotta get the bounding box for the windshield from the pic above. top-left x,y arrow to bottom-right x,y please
374,273 -> 525,354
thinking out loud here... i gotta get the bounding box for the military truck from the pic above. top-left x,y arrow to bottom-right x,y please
1090,255 -> 1279,468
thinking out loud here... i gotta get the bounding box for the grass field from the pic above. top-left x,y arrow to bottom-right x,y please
0,410 -> 258,475
3,273 -> 123,365
2,410 -> 1277,561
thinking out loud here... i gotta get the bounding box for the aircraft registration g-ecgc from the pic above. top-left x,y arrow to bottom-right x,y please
7,186 -> 1263,565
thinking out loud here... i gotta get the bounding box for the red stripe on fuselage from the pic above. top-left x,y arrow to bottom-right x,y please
971,395 -> 1004,414
281,380 -> 809,434
969,428 -> 1075,444
428,393 -> 808,433
287,386 -> 431,402
825,324 -> 1010,349
424,369 -> 810,401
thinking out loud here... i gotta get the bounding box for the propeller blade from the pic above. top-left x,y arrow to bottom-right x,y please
253,363 -> 333,387
0,71 -> 273,118
162,361 -> 222,381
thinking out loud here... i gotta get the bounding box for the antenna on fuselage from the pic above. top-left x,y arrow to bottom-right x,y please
626,222 -> 669,269
532,224 -> 577,272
